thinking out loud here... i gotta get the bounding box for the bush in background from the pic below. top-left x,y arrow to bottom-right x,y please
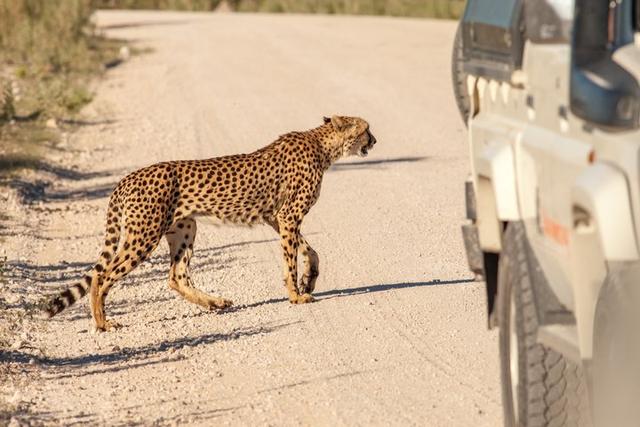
0,0 -> 116,122
236,0 -> 465,18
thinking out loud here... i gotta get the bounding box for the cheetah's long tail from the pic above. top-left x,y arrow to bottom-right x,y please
43,194 -> 123,318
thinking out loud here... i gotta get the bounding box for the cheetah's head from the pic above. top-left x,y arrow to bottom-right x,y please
323,115 -> 377,157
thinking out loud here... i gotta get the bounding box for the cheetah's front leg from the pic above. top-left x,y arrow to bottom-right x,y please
298,235 -> 319,295
277,220 -> 314,304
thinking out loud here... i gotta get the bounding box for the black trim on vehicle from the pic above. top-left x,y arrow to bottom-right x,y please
523,231 -> 576,326
484,252 -> 500,328
462,224 -> 484,277
464,180 -> 477,221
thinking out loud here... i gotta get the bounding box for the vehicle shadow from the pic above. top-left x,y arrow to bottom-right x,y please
0,156 -> 119,181
4,179 -> 120,205
99,19 -> 192,30
57,118 -> 118,127
0,152 -> 130,211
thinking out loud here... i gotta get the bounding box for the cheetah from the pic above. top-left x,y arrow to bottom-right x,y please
43,115 -> 377,331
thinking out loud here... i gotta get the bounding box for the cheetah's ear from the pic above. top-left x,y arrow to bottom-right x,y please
329,115 -> 348,132
323,116 -> 331,124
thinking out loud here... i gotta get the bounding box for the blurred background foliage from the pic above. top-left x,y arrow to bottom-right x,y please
97,0 -> 466,18
0,0 -> 124,177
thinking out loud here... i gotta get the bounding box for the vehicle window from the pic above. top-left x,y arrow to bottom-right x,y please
466,0 -> 519,27
525,0 -> 574,43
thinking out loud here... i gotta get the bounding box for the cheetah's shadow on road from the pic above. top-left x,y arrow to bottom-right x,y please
330,156 -> 428,171
316,278 -> 476,298
6,236 -> 278,320
227,278 -> 477,312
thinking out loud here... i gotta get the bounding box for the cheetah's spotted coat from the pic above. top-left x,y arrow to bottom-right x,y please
44,116 -> 377,331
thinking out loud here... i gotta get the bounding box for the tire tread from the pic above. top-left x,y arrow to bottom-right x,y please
498,223 -> 591,426
451,23 -> 470,125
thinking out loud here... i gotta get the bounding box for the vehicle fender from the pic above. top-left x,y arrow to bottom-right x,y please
475,142 -> 520,222
473,141 -> 520,252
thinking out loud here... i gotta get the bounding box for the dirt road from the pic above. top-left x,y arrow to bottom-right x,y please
1,11 -> 501,426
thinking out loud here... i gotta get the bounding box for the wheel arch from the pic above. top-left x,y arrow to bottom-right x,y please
569,162 -> 639,357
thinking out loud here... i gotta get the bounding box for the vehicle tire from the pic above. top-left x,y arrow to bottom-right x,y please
451,22 -> 471,126
593,263 -> 640,427
498,223 -> 591,427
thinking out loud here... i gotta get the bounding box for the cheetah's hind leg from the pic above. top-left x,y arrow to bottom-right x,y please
91,225 -> 163,332
165,218 -> 233,310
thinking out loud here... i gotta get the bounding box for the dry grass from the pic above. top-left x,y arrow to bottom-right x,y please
0,0 -> 121,124
0,255 -> 5,278
236,0 -> 465,18
0,1 -> 124,179
97,0 -> 221,9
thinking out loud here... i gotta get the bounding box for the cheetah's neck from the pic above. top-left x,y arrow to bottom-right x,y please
312,124 -> 344,169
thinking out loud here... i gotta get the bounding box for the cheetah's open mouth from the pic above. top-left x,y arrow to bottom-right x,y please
359,139 -> 375,157
358,130 -> 376,157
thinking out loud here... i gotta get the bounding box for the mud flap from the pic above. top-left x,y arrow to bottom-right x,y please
462,179 -> 499,328
462,224 -> 483,276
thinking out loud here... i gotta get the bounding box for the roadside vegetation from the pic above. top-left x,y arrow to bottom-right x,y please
235,0 -> 465,18
0,255 -> 14,351
98,0 -> 466,19
0,0 -> 122,178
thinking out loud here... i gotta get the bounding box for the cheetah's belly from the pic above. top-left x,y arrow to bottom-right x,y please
193,213 -> 266,228
193,215 -> 231,227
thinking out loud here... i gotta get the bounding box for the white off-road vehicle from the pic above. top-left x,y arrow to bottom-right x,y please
454,0 -> 640,425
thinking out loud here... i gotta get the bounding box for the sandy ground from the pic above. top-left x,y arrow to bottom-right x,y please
0,11 -> 501,426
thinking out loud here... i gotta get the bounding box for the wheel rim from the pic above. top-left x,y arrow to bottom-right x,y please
509,289 -> 519,420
